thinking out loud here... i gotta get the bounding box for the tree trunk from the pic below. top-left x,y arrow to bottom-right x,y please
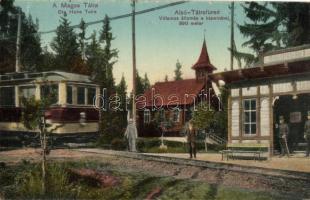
40,128 -> 47,195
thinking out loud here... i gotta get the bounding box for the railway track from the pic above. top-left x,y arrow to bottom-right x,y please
75,149 -> 310,199
76,149 -> 310,181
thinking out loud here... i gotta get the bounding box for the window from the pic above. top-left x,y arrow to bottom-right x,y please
20,86 -> 35,99
67,86 -> 73,104
77,87 -> 85,105
41,85 -> 58,104
20,86 -> 35,106
243,99 -> 257,135
87,87 -> 96,105
159,109 -> 165,122
172,108 -> 180,122
0,87 -> 15,106
144,109 -> 151,124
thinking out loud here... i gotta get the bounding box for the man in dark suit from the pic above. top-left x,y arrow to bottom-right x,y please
278,116 -> 290,157
186,120 -> 197,159
304,111 -> 310,157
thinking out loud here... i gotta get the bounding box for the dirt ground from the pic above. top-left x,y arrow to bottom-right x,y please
0,148 -> 309,198
1,148 -> 309,173
145,152 -> 310,173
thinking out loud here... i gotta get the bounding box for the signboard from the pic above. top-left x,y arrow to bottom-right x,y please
290,112 -> 302,123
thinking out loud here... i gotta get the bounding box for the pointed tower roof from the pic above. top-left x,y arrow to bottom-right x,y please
192,39 -> 217,72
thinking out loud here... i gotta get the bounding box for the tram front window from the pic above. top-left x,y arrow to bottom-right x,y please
0,87 -> 15,107
41,85 -> 58,105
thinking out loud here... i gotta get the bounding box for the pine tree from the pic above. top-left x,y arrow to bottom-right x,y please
86,32 -> 103,77
91,15 -> 118,142
143,73 -> 150,91
235,2 -> 310,67
50,17 -> 80,72
78,18 -> 87,61
115,75 -> 128,137
136,71 -> 145,95
165,75 -> 168,82
99,15 -> 118,94
41,46 -> 55,71
0,0 -> 43,72
174,60 -> 183,80
116,75 -> 127,111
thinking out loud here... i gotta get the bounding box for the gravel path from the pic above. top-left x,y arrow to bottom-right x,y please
0,148 -> 309,199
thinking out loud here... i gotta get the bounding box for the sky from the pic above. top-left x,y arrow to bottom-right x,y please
14,0 -> 251,90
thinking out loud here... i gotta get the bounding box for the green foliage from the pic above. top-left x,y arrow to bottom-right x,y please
191,87 -> 228,139
214,86 -> 228,139
174,60 -> 183,81
135,71 -> 151,95
97,15 -> 117,91
0,0 -> 43,72
21,86 -> 56,131
192,102 -> 216,131
135,138 -> 224,153
86,32 -> 104,78
143,73 -> 150,90
116,75 -> 128,127
21,96 -> 41,130
78,18 -> 86,60
165,75 -> 169,82
86,15 -> 121,144
236,2 -> 310,67
135,71 -> 145,95
111,138 -> 127,150
0,161 -> 288,200
50,17 -> 80,72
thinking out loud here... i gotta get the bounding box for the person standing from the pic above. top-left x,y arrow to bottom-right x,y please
186,120 -> 197,159
124,118 -> 138,152
304,111 -> 310,157
278,116 -> 290,157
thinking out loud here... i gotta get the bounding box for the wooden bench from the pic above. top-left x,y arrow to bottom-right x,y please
220,143 -> 269,161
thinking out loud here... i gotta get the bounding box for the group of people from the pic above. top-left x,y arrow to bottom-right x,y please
278,111 -> 310,157
123,112 -> 310,158
123,117 -> 198,158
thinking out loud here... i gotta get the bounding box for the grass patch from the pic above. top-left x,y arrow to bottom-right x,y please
0,161 -> 293,200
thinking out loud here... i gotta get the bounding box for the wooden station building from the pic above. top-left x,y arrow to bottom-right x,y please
211,45 -> 310,154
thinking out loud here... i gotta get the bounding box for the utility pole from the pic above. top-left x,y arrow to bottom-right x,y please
15,10 -> 21,72
131,0 -> 137,123
230,2 -> 234,71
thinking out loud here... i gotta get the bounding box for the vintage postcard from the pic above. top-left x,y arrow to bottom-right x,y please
0,0 -> 309,199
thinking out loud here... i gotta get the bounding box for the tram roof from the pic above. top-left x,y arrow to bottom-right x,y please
0,71 -> 94,84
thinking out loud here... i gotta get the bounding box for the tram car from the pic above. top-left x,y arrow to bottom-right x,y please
0,71 -> 100,146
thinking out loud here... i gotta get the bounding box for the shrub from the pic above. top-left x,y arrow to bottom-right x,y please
111,138 -> 127,150
137,138 -> 161,152
137,137 -> 225,153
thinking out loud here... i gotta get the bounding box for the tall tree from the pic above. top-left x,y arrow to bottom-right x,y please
99,15 -> 118,93
143,73 -> 150,91
164,75 -> 168,82
135,71 -> 145,95
78,18 -> 87,61
50,17 -> 80,72
20,15 -> 43,72
0,0 -> 43,73
91,15 -> 118,142
115,75 -> 128,137
234,2 -> 310,67
86,32 -> 103,77
174,60 -> 183,80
